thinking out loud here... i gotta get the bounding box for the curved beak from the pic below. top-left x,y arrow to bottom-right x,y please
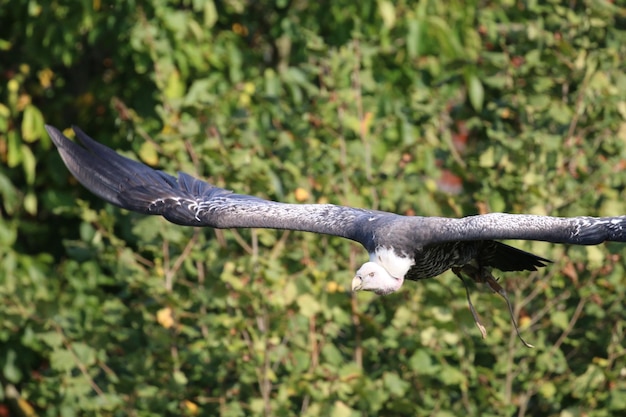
351,275 -> 362,292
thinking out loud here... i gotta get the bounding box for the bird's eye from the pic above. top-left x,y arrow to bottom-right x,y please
369,272 -> 375,277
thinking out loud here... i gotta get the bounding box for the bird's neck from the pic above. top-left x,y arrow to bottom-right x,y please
372,247 -> 414,280
373,269 -> 404,295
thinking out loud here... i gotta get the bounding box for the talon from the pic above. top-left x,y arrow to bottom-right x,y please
453,268 -> 487,339
454,266 -> 535,348
483,274 -> 534,349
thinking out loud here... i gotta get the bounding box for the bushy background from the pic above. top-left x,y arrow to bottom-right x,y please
2,0 -> 626,416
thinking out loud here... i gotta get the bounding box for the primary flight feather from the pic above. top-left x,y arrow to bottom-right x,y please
47,125 -> 626,345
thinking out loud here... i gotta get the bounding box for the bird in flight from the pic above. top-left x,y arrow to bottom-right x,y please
46,125 -> 626,347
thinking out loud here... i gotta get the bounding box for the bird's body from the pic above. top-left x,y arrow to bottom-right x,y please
46,125 -> 626,345
403,240 -> 547,282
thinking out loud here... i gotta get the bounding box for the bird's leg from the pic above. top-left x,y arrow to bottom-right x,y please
480,271 -> 534,349
452,267 -> 487,339
455,265 -> 534,348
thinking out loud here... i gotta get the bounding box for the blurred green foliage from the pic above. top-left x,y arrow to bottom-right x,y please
2,0 -> 626,416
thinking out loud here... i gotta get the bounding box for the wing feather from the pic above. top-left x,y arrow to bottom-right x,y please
398,213 -> 626,246
48,125 -> 626,253
47,125 -> 378,245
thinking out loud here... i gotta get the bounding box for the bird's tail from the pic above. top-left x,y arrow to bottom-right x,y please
487,242 -> 551,272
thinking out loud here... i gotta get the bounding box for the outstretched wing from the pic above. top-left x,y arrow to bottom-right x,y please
46,125 -> 380,245
48,125 -> 626,252
400,213 -> 626,246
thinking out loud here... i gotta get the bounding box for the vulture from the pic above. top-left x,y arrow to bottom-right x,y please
46,125 -> 626,347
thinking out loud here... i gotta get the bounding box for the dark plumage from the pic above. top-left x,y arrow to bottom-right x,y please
405,240 -> 549,282
47,125 -> 626,346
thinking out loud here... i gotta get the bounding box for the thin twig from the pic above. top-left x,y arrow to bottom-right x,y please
440,110 -> 466,168
269,230 -> 291,261
185,138 -> 201,173
352,39 -> 370,182
271,333 -> 291,373
551,296 -> 587,352
251,229 -> 259,266
230,230 -> 254,254
309,315 -> 319,369
53,323 -> 104,397
525,291 -> 571,329
172,229 -> 200,276
163,239 -> 171,290
196,260 -> 210,339
260,308 -> 271,417
606,321 -> 626,369
565,75 -> 588,141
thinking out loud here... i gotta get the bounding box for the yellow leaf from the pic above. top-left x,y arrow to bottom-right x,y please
38,68 -> 54,88
165,70 -> 185,99
294,187 -> 309,202
17,397 -> 36,417
183,400 -> 199,415
467,73 -> 484,112
378,0 -> 396,29
23,192 -> 37,215
204,0 -> 217,28
139,141 -> 159,166
157,307 -> 175,329
282,281 -> 297,304
617,122 -> 626,143
479,146 -> 495,167
0,103 -> 9,118
585,245 -> 604,269
243,82 -> 255,95
539,381 -> 556,399
238,93 -> 251,107
518,315 -> 531,329
297,294 -> 321,317
22,104 -> 44,142
7,78 -> 19,92
361,111 -> 373,134
331,400 -> 354,417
